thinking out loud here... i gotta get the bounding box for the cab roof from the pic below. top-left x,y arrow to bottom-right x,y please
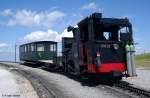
78,13 -> 132,27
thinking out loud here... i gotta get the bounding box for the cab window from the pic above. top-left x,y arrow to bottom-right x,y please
94,25 -> 119,41
103,32 -> 111,40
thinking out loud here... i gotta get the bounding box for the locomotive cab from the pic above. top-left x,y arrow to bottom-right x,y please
64,13 -> 136,80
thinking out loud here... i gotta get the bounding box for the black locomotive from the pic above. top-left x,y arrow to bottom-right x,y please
62,13 -> 136,80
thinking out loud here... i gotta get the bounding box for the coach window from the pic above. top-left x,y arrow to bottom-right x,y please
22,46 -> 25,52
31,44 -> 34,51
27,44 -> 30,52
26,45 -> 28,52
37,44 -> 44,51
22,46 -> 24,53
24,45 -> 27,52
53,44 -> 56,51
29,45 -> 31,52
20,46 -> 23,53
50,44 -> 54,52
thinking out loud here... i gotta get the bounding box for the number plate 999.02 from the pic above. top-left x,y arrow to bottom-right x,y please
100,44 -> 111,48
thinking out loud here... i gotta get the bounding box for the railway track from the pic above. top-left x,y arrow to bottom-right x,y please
0,62 -> 58,98
19,69 -> 58,98
113,81 -> 150,98
2,62 -> 150,98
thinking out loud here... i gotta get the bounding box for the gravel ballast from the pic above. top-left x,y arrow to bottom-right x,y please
0,62 -> 128,98
123,68 -> 150,90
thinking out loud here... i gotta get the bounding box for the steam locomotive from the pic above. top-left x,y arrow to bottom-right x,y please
20,13 -> 136,81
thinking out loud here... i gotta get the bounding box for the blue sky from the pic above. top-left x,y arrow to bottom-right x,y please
0,0 -> 150,61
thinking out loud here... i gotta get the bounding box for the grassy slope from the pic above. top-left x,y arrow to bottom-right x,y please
135,53 -> 150,68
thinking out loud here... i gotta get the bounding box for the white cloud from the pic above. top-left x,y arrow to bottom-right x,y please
0,43 -> 8,48
23,29 -> 73,43
81,2 -> 97,10
7,9 -> 66,27
23,30 -> 60,42
1,9 -> 13,16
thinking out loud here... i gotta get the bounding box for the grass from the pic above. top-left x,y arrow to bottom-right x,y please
135,53 -> 150,68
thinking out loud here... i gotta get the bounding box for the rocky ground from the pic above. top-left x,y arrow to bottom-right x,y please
123,68 -> 150,90
0,65 -> 39,98
0,62 -> 134,98
1,62 -> 150,98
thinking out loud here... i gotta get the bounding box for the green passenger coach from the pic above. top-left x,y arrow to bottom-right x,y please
19,41 -> 57,65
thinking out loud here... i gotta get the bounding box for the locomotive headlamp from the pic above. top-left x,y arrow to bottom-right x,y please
113,44 -> 119,50
97,52 -> 100,57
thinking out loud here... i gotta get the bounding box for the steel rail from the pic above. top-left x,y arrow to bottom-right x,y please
114,81 -> 150,98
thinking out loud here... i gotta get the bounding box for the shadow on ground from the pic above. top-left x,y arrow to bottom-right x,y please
22,63 -> 119,87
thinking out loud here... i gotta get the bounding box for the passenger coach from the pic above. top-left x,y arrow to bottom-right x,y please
19,41 -> 57,67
